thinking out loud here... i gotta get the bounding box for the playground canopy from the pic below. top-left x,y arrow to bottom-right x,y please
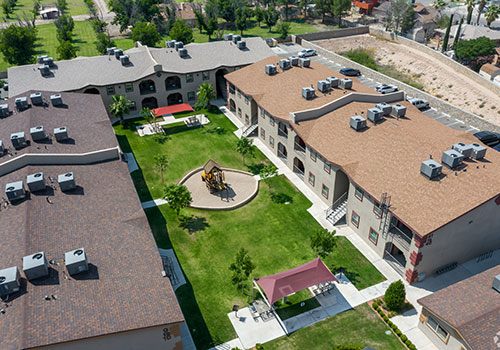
152,104 -> 194,117
255,258 -> 338,305
203,160 -> 222,174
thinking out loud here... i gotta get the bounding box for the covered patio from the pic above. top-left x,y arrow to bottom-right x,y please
151,103 -> 194,117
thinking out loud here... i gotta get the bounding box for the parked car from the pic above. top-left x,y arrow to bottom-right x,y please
408,98 -> 430,110
2,82 -> 8,91
378,85 -> 398,94
339,67 -> 361,76
375,83 -> 390,91
298,49 -> 316,58
493,143 -> 500,152
473,131 -> 500,147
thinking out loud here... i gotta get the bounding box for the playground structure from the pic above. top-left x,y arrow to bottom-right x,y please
201,160 -> 228,200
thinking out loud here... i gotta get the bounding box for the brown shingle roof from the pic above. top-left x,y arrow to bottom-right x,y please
480,63 -> 500,76
418,265 -> 500,350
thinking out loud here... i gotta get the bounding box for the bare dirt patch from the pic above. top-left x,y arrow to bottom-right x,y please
315,34 -> 500,124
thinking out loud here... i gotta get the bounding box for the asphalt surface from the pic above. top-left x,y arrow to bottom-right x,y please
274,43 -> 480,134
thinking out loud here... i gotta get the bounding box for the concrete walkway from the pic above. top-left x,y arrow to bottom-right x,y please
158,248 -> 186,291
141,198 -> 168,209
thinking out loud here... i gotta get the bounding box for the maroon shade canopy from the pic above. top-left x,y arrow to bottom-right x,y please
152,103 -> 194,117
256,258 -> 338,305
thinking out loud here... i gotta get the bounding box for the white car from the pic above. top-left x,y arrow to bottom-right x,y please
375,83 -> 390,91
298,49 -> 316,58
408,98 -> 430,110
378,85 -> 398,94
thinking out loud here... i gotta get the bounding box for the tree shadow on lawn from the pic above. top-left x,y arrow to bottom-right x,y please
246,162 -> 265,175
271,192 -> 293,204
331,266 -> 361,287
165,123 -> 201,136
179,214 -> 210,235
204,126 -> 227,135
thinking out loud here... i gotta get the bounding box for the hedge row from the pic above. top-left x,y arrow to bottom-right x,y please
372,302 -> 417,350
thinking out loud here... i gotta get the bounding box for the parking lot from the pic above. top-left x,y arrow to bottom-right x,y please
273,43 -> 480,134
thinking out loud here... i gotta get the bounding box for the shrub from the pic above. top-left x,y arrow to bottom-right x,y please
384,280 -> 406,311
405,340 -> 412,346
383,315 -> 389,322
396,329 -> 402,336
255,344 -> 264,350
408,345 -> 417,350
391,324 -> 398,331
387,320 -> 393,327
374,304 -> 380,311
401,334 -> 408,341
378,309 -> 384,316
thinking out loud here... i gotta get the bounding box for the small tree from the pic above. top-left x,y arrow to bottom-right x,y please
280,0 -> 294,21
206,17 -> 218,41
400,2 -> 415,33
276,21 -> 291,40
465,0 -> 475,24
310,228 -> 336,259
476,0 -> 487,24
57,0 -> 68,13
169,19 -> 193,44
452,17 -> 463,49
109,94 -> 132,124
236,137 -> 254,164
56,40 -> 77,59
485,4 -> 500,27
193,10 -> 205,33
260,164 -> 278,190
55,15 -> 75,42
0,24 -> 38,65
95,32 -> 115,54
131,21 -> 161,47
432,0 -> 447,15
331,0 -> 351,26
154,154 -> 169,183
455,36 -> 496,69
32,0 -> 40,26
163,184 -> 192,218
1,0 -> 13,18
235,7 -> 250,36
264,7 -> 279,32
255,6 -> 265,27
197,83 -> 216,108
441,13 -> 453,53
384,280 -> 406,311
229,248 -> 255,294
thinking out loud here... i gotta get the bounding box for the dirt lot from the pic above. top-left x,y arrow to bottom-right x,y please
315,34 -> 500,124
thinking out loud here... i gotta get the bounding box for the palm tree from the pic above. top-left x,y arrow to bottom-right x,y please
432,0 -> 447,15
465,0 -> 476,24
235,137 -> 254,165
485,4 -> 500,27
197,83 -> 216,109
476,0 -> 488,24
154,154 -> 169,184
109,94 -> 132,125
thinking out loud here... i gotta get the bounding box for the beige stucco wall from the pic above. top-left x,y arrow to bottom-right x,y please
418,308 -> 470,350
38,323 -> 184,350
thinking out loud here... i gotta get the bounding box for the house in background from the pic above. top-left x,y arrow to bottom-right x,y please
409,2 -> 439,43
445,24 -> 500,45
417,265 -> 500,350
40,3 -> 59,19
352,0 -> 379,15
174,2 -> 202,27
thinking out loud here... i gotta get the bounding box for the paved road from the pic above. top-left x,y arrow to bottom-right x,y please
275,43 -> 480,134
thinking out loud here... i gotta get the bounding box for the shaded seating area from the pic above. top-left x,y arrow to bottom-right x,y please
151,103 -> 194,118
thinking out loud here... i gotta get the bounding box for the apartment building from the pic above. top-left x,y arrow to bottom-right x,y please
225,56 -> 500,283
0,91 -> 184,349
7,38 -> 274,117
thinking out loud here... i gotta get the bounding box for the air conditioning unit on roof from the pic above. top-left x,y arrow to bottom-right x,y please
27,172 -> 46,192
232,35 -> 241,43
290,56 -> 299,66
23,252 -> 49,280
65,248 -> 88,275
302,87 -> 315,100
120,55 -> 130,65
114,49 -> 123,59
106,47 -> 116,55
317,80 -> 330,93
367,107 -> 383,123
420,159 -> 442,179
299,57 -> 310,67
441,149 -> 464,169
30,126 -> 47,142
237,40 -> 246,49
50,94 -> 63,106
0,266 -> 21,297
5,181 -> 25,202
37,55 -> 48,64
376,102 -> 392,116
265,64 -> 277,76
471,143 -> 487,160
43,57 -> 54,67
10,132 -> 27,149
15,97 -> 28,110
350,115 -> 366,131
392,104 -> 406,118
58,172 -> 76,192
54,127 -> 68,142
39,65 -> 51,76
30,92 -> 43,105
340,78 -> 352,89
452,142 -> 473,158
224,33 -> 233,41
326,77 -> 339,88
279,59 -> 291,70
0,104 -> 9,117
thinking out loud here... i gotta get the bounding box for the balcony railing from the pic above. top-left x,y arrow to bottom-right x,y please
389,224 -> 413,251
140,86 -> 156,95
383,250 -> 406,277
278,128 -> 288,138
278,150 -> 287,159
293,165 -> 304,179
294,143 -> 306,157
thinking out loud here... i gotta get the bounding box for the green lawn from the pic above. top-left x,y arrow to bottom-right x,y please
2,0 -> 88,22
274,289 -> 320,320
113,107 -> 269,202
265,303 -> 405,350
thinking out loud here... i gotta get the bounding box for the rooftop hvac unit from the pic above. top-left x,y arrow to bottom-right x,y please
119,55 -> 130,65
367,107 -> 383,123
39,65 -> 51,76
23,252 -> 49,280
65,248 -> 88,275
114,49 -> 123,59
37,55 -> 48,64
27,172 -> 46,192
166,40 -> 176,48
178,48 -> 188,58
0,140 -> 3,153
30,92 -> 43,106
237,40 -> 246,49
50,94 -> 63,106
376,102 -> 392,116
10,132 -> 27,149
278,59 -> 290,71
15,97 -> 28,110
265,64 -> 277,76
420,159 -> 442,179
326,77 -> 339,88
470,143 -> 487,160
493,274 -> 500,293
233,35 -> 241,43
5,181 -> 25,202
106,47 -> 116,55
30,126 -> 47,142
299,57 -> 310,67
174,41 -> 184,50
290,56 -> 299,66
441,149 -> 464,169
302,87 -> 315,100
58,172 -> 76,192
350,115 -> 366,131
0,104 -> 8,117
54,127 -> 68,142
392,104 -> 406,118
452,142 -> 473,158
0,266 -> 21,297
224,33 -> 233,41
340,78 -> 352,89
317,80 -> 330,93
43,57 -> 54,67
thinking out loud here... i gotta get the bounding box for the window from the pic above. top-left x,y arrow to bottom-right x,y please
125,83 -> 133,92
355,186 -> 364,201
106,86 -> 115,95
245,114 -> 249,124
129,101 -> 137,111
373,201 -> 382,218
186,73 -> 194,83
269,136 -> 274,148
311,150 -> 317,162
202,71 -> 210,80
260,127 -> 265,140
321,184 -> 329,199
308,172 -> 315,186
427,316 -> 449,343
237,89 -> 241,98
245,96 -> 249,105
238,108 -> 242,118
187,91 -> 195,101
351,211 -> 360,228
324,162 -> 331,174
260,107 -> 265,118
369,227 -> 379,245
269,116 -> 275,126
229,83 -> 235,94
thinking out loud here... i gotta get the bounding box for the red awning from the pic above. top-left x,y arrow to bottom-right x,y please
151,104 -> 194,117
256,258 -> 338,305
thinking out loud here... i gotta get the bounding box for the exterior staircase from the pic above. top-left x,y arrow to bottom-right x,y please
325,192 -> 348,225
242,121 -> 258,137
